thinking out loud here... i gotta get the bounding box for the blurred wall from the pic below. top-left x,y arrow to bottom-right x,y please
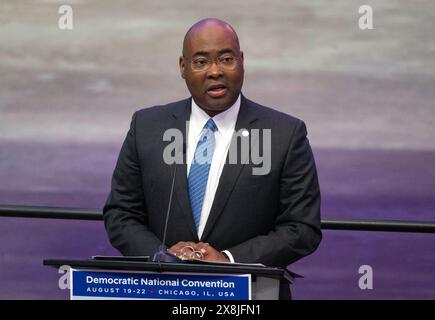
0,0 -> 434,299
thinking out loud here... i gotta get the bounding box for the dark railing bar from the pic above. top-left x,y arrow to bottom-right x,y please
0,205 -> 102,221
322,219 -> 435,233
1,205 -> 435,233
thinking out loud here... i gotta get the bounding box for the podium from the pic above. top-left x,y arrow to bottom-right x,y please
44,258 -> 297,300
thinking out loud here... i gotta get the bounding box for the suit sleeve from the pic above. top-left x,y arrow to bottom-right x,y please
103,112 -> 162,256
228,120 -> 322,267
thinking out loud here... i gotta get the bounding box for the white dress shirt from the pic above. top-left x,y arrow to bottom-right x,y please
187,95 -> 241,262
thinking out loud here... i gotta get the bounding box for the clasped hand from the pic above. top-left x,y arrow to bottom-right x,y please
167,241 -> 229,262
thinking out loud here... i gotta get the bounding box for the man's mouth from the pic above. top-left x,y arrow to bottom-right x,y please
206,84 -> 227,98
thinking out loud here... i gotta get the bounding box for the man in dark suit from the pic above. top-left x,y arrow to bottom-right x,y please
103,18 -> 321,295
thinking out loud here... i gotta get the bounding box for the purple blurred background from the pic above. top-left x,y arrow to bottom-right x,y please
1,1 -> 434,299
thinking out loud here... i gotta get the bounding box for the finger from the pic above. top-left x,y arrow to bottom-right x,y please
195,242 -> 212,254
171,241 -> 194,251
197,242 -> 210,248
168,242 -> 193,255
194,242 -> 205,251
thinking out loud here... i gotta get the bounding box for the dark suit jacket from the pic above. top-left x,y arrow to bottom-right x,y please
103,95 -> 321,269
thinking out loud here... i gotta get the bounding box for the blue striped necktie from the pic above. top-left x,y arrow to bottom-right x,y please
188,118 -> 218,231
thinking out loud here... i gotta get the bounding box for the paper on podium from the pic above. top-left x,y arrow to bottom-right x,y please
92,255 -> 150,262
186,258 -> 266,267
92,255 -> 266,267
90,255 -> 299,277
185,259 -> 303,281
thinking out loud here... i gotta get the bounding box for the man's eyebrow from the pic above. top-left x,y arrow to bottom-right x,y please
217,48 -> 236,55
191,48 -> 236,57
191,51 -> 209,57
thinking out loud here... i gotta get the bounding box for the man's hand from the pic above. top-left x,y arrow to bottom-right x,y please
167,241 -> 198,259
195,242 -> 229,262
167,241 -> 229,262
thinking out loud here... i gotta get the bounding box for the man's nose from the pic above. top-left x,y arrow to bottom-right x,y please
206,61 -> 223,78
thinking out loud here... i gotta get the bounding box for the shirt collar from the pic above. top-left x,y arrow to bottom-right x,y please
190,94 -> 241,138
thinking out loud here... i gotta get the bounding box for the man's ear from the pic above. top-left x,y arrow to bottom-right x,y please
179,56 -> 186,79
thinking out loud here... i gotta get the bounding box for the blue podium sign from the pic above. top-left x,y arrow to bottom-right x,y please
71,269 -> 251,300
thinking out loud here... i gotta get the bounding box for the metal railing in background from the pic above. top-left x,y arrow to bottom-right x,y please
1,204 -> 435,233
0,205 -> 102,221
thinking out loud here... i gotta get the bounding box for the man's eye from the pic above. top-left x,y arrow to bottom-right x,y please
220,56 -> 234,63
193,59 -> 208,65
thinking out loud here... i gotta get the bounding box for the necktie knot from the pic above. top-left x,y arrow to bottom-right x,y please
204,118 -> 218,132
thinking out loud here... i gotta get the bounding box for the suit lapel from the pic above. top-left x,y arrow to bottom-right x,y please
170,98 -> 199,241
201,95 -> 259,241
